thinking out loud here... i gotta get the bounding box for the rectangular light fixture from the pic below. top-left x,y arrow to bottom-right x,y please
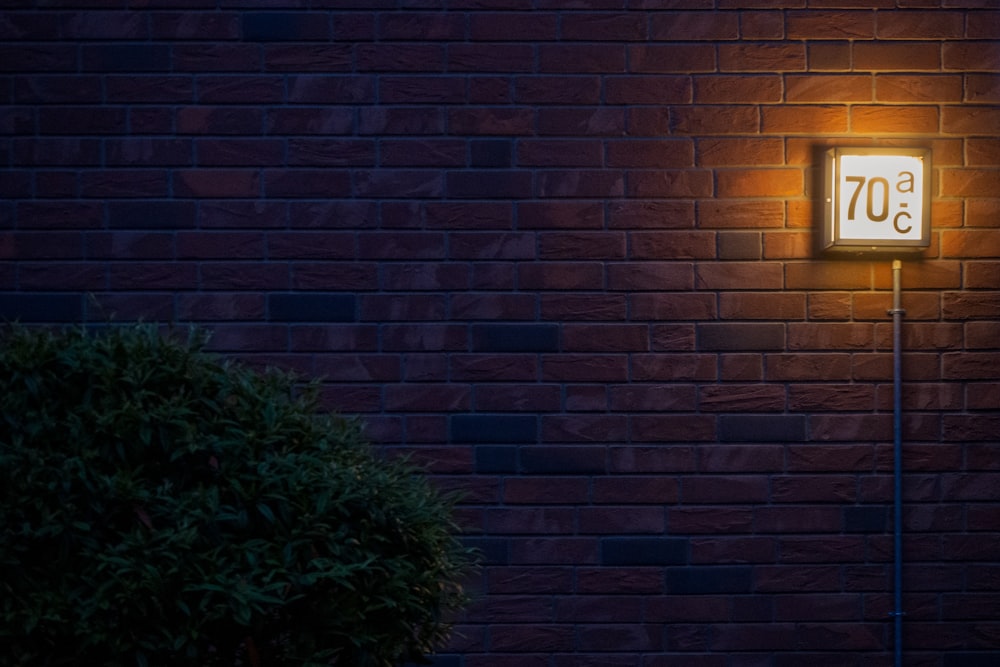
823,147 -> 931,254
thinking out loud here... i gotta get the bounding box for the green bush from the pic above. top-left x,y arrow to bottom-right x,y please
0,324 -> 475,667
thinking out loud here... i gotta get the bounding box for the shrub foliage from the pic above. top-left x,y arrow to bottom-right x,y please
0,324 -> 474,667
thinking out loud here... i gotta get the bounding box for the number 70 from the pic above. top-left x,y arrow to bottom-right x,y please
845,175 -> 890,222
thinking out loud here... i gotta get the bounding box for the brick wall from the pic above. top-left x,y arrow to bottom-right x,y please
3,2 -> 999,665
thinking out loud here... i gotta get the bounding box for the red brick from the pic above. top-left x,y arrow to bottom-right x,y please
264,169 -> 352,199
967,138 -> 1000,168
691,536 -> 778,565
694,75 -> 782,103
605,75 -> 692,104
487,567 -> 574,595
967,261 -> 1000,290
560,381 -> 609,412
576,567 -> 664,595
18,262 -> 106,290
561,12 -> 647,41
718,232 -> 763,260
487,508 -> 575,535
578,507 -> 665,534
609,200 -> 696,229
719,43 -> 807,72
699,384 -> 786,412
519,262 -> 603,290
698,443 -> 785,473
592,476 -> 681,504
628,44 -> 716,73
944,41 -> 1000,71
786,74 -> 873,103
606,139 -> 695,168
967,200 -> 1000,228
537,232 -> 625,260
762,105 -> 849,133
451,354 -> 539,382
855,42 -> 942,70
668,507 -> 755,534
563,324 -> 648,352
684,476 -> 771,504
375,11 -> 465,40
786,262 -> 873,290
697,138 -> 784,167
510,536 -> 595,566
626,170 -> 713,198
448,107 -> 534,137
424,203 -> 513,231
942,352 -> 1000,380
808,42 -> 852,71
672,106 -> 760,134
519,201 -> 602,229
772,475 -> 857,503
765,353 -> 852,381
538,170 -> 624,198
648,11 -> 738,40
696,262 -> 784,290
876,74 -> 964,103
763,231 -> 812,259
786,11 -> 875,39
358,107 -> 443,135
851,105 -> 940,133
176,231 -> 263,259
378,76 -> 464,104
968,382 -> 1000,410
719,354 -> 763,381
625,107 -> 671,136
966,73 -> 1000,103
490,624 -> 576,652
503,478 -> 590,505
698,201 -> 785,229
630,415 -> 716,442
717,168 -> 803,197
539,44 -> 625,73
630,231 -> 716,260
942,168 -> 1000,198
788,323 -> 877,350
741,11 -> 785,40
790,384 -> 877,411
171,44 -> 260,73
941,231 -> 1000,260
540,294 -> 627,321
967,322 -> 1000,349
787,442 -> 875,474
877,10 -> 964,39
542,354 -> 629,383
629,353 -> 716,381
466,12 -> 559,41
606,262 -> 695,291
81,170 -> 171,198
516,140 -> 601,167
538,107 -> 626,136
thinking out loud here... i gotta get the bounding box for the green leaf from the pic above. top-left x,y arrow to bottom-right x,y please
0,323 -> 476,667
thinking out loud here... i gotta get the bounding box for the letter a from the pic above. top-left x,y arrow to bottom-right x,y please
896,171 -> 915,193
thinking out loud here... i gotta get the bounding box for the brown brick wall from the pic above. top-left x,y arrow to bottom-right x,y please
2,2 -> 999,665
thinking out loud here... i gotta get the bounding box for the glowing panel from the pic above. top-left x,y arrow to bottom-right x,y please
823,147 -> 931,253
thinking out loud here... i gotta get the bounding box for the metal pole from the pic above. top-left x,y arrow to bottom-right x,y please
889,259 -> 905,667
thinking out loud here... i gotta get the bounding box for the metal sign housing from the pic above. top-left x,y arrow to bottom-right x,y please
823,147 -> 931,254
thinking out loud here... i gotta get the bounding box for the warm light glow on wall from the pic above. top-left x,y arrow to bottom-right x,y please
823,147 -> 931,254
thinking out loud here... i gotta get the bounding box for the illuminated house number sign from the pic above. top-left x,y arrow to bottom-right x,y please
823,147 -> 931,253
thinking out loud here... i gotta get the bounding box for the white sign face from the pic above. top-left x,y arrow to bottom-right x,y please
836,154 -> 923,242
824,147 -> 931,252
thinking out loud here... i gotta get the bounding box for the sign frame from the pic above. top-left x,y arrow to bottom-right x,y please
823,146 -> 932,254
